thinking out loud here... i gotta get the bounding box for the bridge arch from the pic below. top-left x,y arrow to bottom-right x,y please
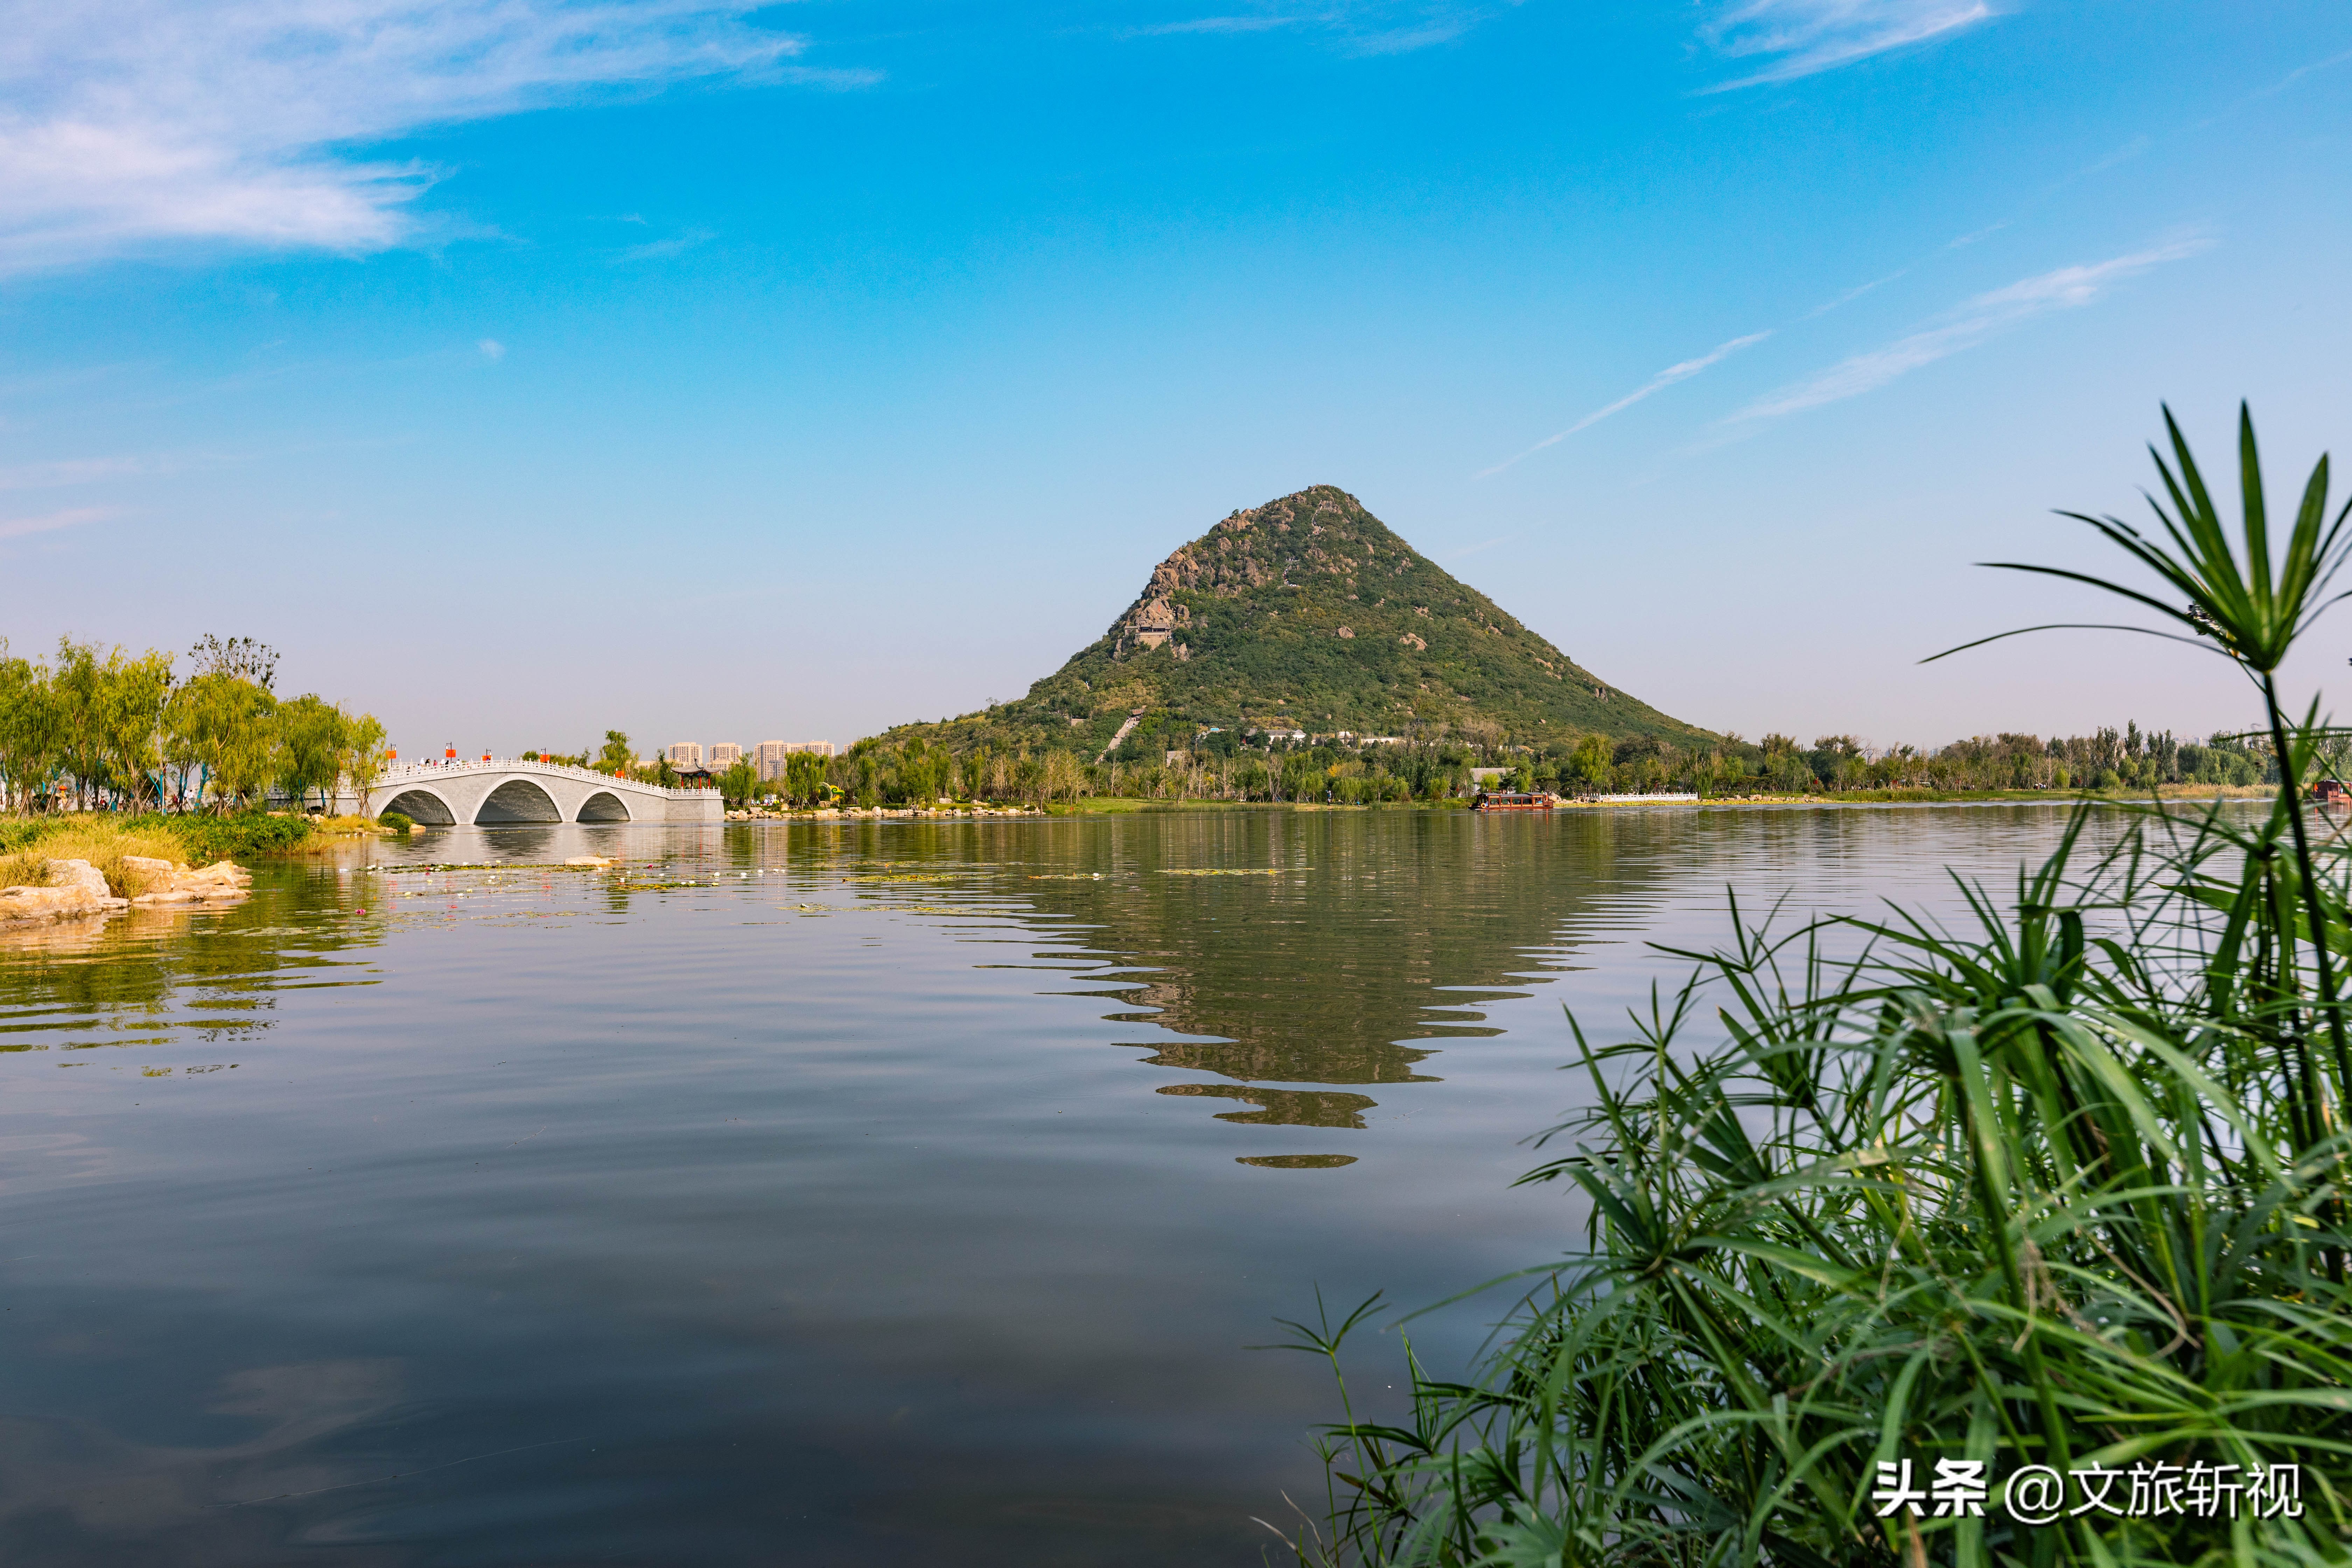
477,777 -> 563,824
337,761 -> 716,824
576,790 -> 631,823
380,787 -> 457,825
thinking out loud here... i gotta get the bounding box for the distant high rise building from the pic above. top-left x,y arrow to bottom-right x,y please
754,741 -> 788,780
755,740 -> 835,780
708,742 -> 743,769
666,742 -> 704,769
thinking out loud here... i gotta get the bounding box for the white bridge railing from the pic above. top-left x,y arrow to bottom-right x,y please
365,757 -> 714,800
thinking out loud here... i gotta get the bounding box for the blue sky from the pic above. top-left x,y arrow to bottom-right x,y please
5,0 -> 2352,757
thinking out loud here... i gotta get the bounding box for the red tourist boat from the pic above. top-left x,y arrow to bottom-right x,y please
1472,790 -> 1554,812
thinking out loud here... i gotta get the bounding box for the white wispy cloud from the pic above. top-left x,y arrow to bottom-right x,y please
2081,135 -> 2150,176
0,1 -> 868,276
1446,532 -> 1518,559
615,226 -> 715,262
1698,0 -> 1993,90
2256,45 -> 2352,99
0,454 -> 152,489
0,505 -> 114,540
1477,332 -> 1770,478
1124,3 -> 1482,55
1728,237 -> 2209,424
1801,269 -> 1906,318
1128,13 -> 1305,36
1345,15 -> 1476,54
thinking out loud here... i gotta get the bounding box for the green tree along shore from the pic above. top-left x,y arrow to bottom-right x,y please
0,635 -> 385,815
686,722 -> 2280,813
1277,410 -> 2352,1566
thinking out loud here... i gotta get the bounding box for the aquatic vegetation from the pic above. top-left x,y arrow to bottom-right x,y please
1161,867 -> 1288,876
1277,410 -> 2352,1566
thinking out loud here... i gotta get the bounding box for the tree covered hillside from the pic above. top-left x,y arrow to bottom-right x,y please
881,485 -> 1709,757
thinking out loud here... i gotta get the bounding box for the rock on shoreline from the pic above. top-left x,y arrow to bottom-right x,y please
0,856 -> 252,928
0,860 -> 127,924
122,856 -> 254,906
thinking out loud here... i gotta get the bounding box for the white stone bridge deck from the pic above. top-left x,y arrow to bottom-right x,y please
337,759 -> 722,826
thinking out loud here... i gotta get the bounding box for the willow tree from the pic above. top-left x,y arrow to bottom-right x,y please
276,694 -> 350,812
167,673 -> 278,812
47,638 -> 171,810
0,645 -> 62,812
342,714 -> 389,815
99,648 -> 173,809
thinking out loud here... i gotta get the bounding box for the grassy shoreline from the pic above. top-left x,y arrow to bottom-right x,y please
0,811 -> 388,891
1029,784 -> 2277,814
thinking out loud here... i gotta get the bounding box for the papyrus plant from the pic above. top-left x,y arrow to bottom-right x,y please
1272,409 -> 2352,1567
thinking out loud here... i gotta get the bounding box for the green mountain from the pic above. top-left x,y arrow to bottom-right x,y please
884,484 -> 1709,755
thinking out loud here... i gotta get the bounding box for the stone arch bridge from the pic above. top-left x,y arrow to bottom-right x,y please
334,760 -> 723,826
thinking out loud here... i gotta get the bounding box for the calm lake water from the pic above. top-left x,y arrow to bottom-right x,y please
0,804 -> 2170,1564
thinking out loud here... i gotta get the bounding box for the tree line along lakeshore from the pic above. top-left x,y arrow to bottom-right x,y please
630,721 -> 2281,812
0,633 -> 2288,818
0,635 -> 383,816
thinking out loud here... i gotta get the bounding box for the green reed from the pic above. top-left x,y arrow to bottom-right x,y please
1271,412 -> 2352,1566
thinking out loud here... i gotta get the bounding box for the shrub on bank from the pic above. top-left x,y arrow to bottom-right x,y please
164,812 -> 316,863
0,817 -> 190,896
2,809 -> 319,874
260,814 -> 398,854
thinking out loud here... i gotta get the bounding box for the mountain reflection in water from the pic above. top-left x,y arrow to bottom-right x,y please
4,813 -> 1602,1139
777,810 -> 1629,1130
1050,813 -> 1604,1099
0,805 -> 2204,1567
